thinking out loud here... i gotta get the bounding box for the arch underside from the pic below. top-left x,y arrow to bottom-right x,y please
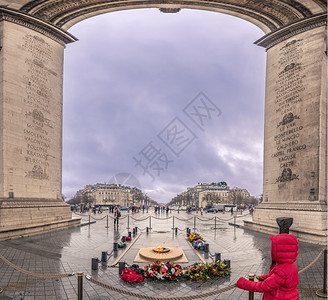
2,0 -> 327,34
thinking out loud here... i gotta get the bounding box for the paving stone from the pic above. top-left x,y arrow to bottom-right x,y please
0,211 -> 325,299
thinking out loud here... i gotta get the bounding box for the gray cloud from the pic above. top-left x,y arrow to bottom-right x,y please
63,8 -> 265,202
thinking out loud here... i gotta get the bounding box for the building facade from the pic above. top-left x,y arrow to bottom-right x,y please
170,182 -> 251,208
80,183 -> 152,207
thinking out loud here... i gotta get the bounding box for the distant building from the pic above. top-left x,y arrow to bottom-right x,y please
170,182 -> 252,208
79,183 -> 153,207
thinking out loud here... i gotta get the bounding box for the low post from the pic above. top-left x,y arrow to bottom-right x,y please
316,248 -> 327,298
132,228 -> 136,236
91,258 -> 99,270
149,216 -> 152,230
105,215 -> 109,228
223,259 -> 231,268
118,261 -> 125,275
127,215 -> 130,230
248,274 -> 255,300
135,226 -> 138,234
215,253 -> 221,262
88,215 -> 91,225
113,242 -> 118,252
128,231 -> 131,238
77,272 -> 83,300
101,251 -> 107,263
204,243 -> 209,253
214,216 -> 217,230
193,216 -> 196,231
146,227 -> 149,233
172,216 -> 175,230
186,227 -> 189,235
175,227 -> 178,234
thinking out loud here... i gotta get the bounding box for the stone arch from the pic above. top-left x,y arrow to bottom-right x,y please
0,1 -> 326,243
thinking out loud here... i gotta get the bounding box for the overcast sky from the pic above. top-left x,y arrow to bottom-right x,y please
62,8 -> 266,203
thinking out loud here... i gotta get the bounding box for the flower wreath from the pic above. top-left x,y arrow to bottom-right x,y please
117,241 -> 126,248
193,239 -> 205,250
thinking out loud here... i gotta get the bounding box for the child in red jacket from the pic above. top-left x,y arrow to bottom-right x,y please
237,233 -> 299,300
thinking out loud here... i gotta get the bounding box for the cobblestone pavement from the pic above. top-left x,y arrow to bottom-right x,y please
0,210 -> 326,300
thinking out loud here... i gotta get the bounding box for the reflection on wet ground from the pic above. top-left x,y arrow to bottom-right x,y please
0,210 -> 324,299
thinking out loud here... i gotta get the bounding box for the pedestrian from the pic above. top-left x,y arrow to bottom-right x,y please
113,205 -> 121,227
230,207 -> 233,215
236,233 -> 299,299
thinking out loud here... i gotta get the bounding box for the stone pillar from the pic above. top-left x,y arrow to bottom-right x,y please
244,15 -> 327,244
0,8 -> 80,239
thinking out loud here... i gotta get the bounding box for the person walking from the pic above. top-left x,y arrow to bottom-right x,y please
113,205 -> 121,227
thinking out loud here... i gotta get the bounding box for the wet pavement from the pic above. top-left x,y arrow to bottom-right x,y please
0,210 -> 326,299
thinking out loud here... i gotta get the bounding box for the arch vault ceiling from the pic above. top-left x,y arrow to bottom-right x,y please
0,0 -> 326,34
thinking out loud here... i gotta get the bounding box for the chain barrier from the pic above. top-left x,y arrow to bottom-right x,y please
235,213 -> 251,218
86,275 -> 237,300
0,253 -> 74,278
90,215 -> 107,221
175,216 -> 194,222
215,216 -> 234,222
136,227 -> 148,231
130,216 -> 150,222
177,227 -> 188,231
196,216 -> 215,221
0,244 -> 325,299
152,216 -> 172,220
298,249 -> 323,275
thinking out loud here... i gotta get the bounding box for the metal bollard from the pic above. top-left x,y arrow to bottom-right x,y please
77,272 -> 83,300
91,258 -> 99,270
105,215 -> 109,228
223,259 -> 231,268
215,253 -> 221,262
248,274 -> 255,300
214,217 -> 217,230
119,261 -> 125,275
101,251 -> 107,263
316,248 -> 327,298
113,242 -> 118,252
204,243 -> 209,253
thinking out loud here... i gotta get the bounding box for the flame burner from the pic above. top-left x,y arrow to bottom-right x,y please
152,246 -> 170,253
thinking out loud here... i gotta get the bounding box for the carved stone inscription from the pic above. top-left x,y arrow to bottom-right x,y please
21,35 -> 57,180
271,39 -> 307,183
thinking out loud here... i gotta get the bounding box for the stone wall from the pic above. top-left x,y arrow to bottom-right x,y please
0,21 -> 64,199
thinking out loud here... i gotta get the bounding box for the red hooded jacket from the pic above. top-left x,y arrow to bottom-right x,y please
237,234 -> 299,300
